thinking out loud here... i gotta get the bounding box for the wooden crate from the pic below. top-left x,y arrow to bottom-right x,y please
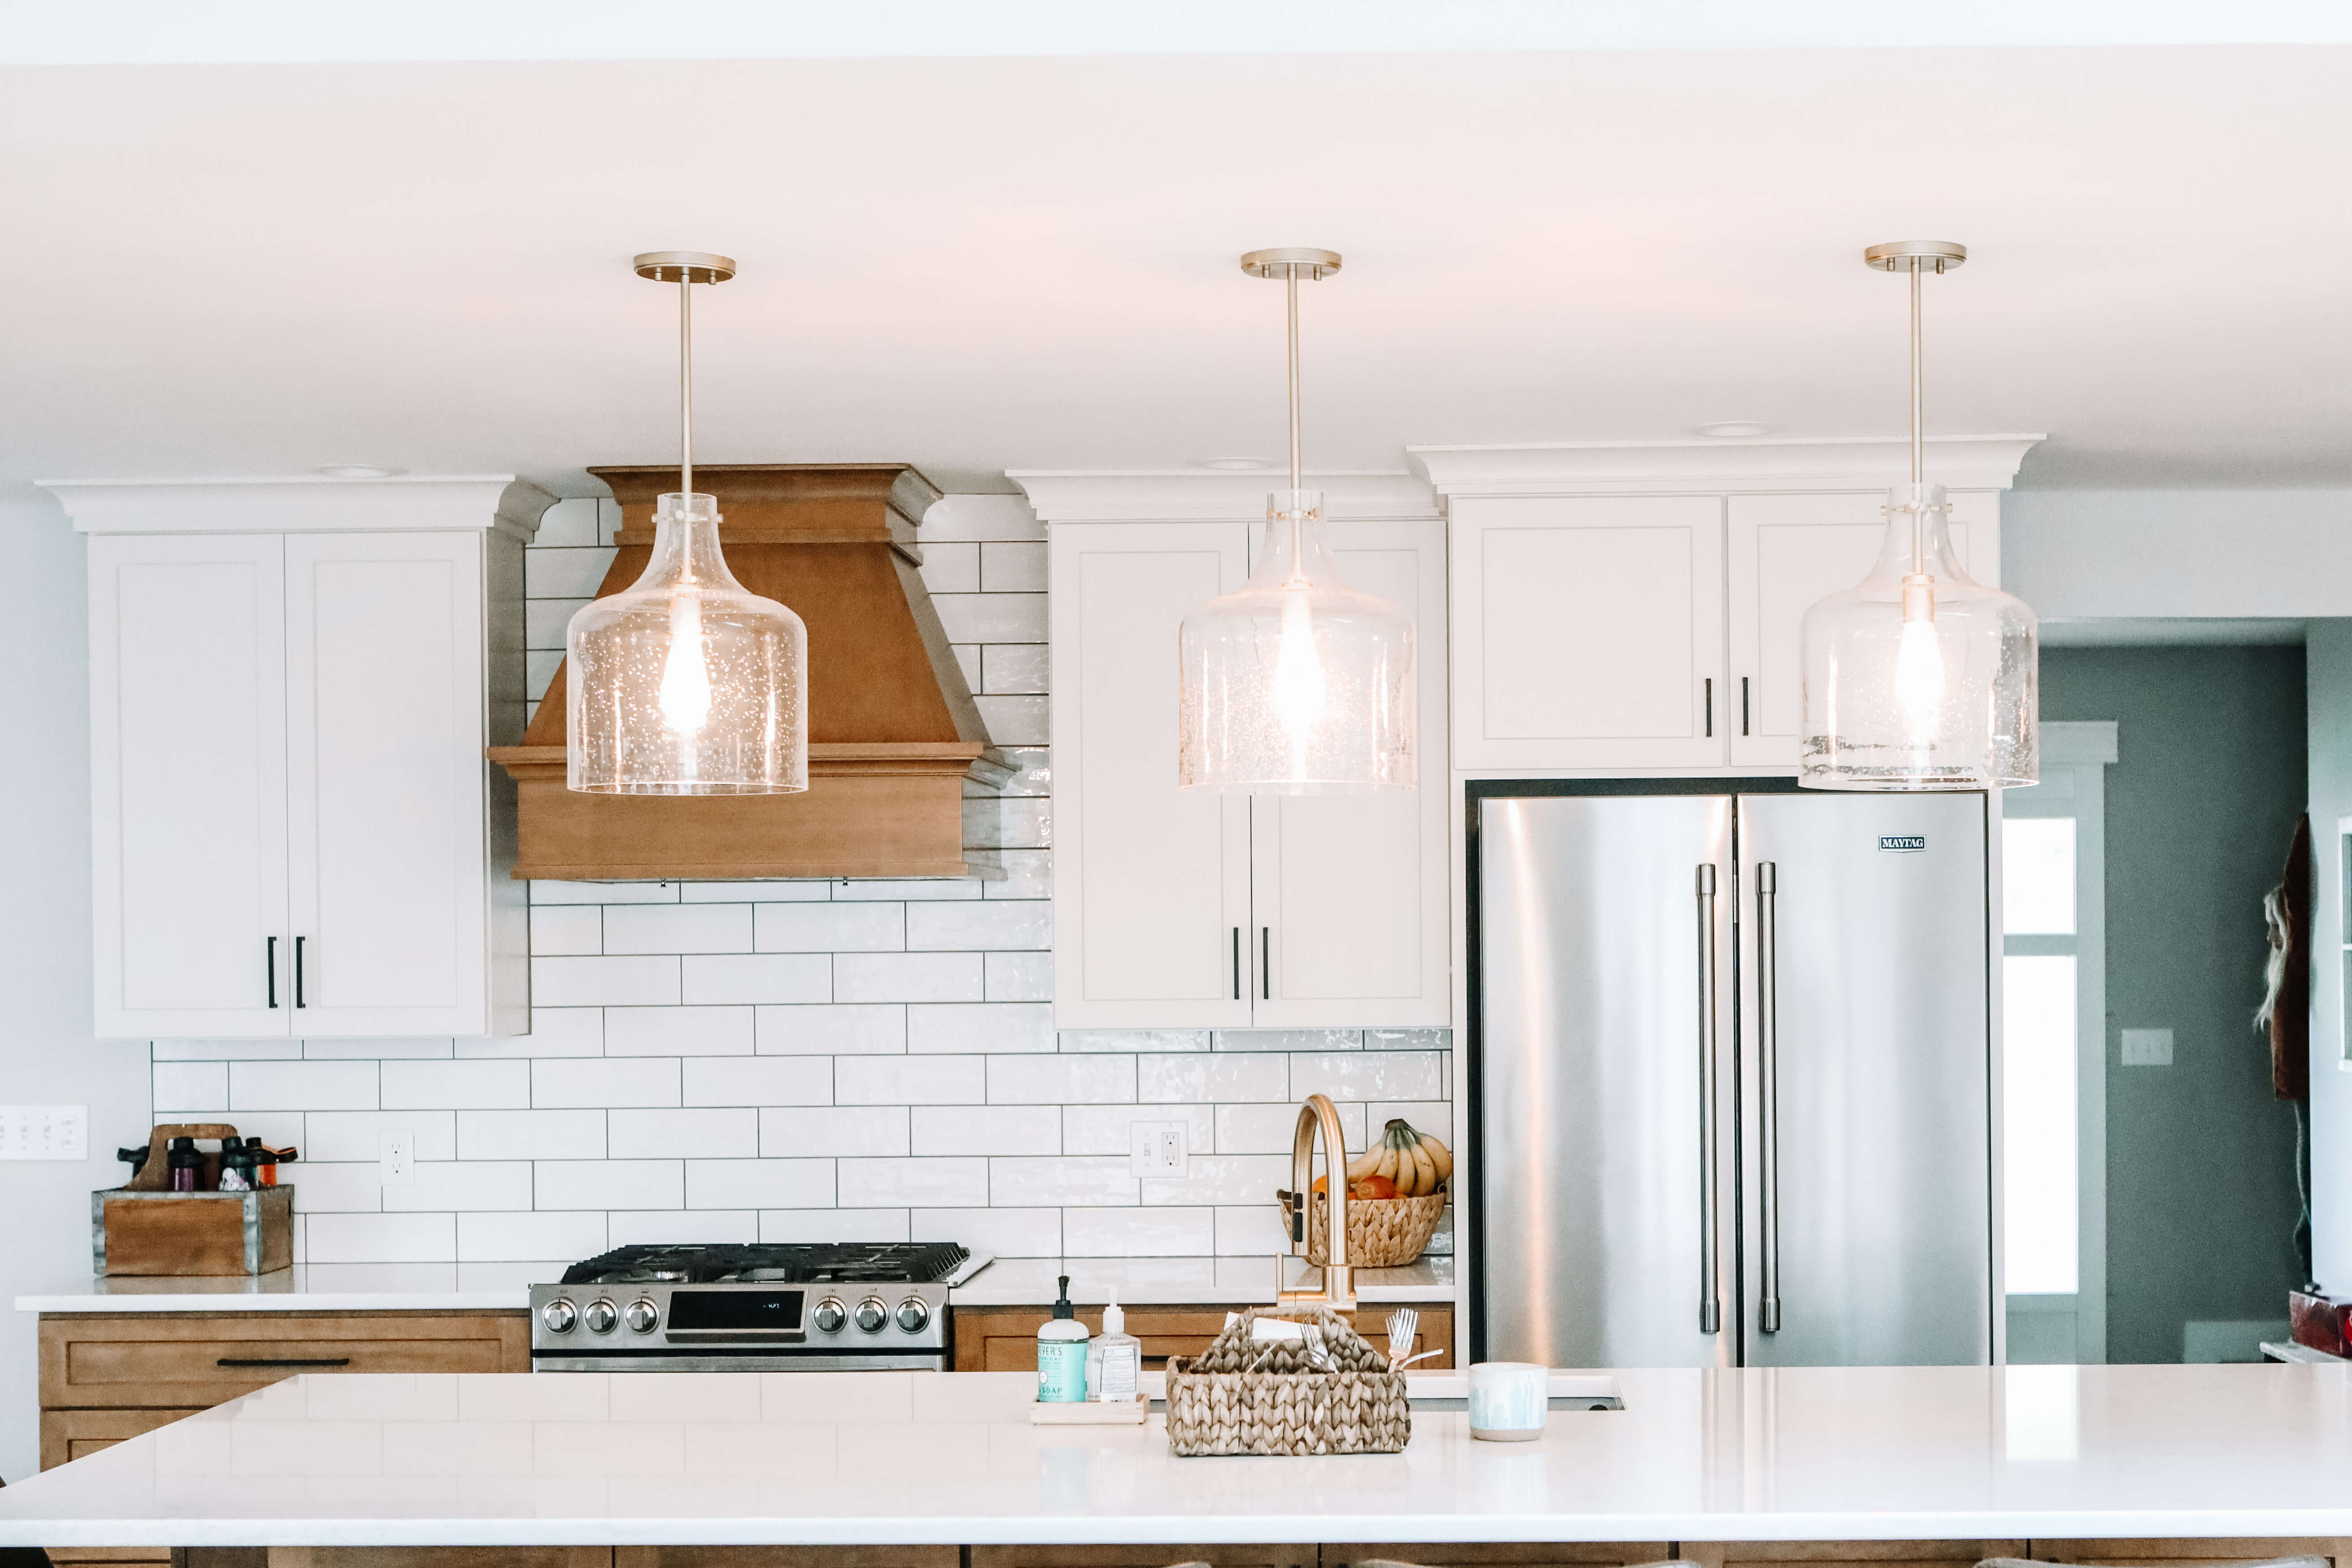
93,1187 -> 293,1276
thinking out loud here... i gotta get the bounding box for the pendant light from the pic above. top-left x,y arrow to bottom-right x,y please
567,251 -> 808,796
1177,248 -> 1416,793
1798,240 -> 2037,791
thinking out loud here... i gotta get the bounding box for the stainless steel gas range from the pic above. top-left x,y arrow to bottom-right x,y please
529,1242 -> 993,1372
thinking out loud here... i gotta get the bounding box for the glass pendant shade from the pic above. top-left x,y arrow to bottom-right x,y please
1178,490 -> 1415,793
567,492 -> 808,794
1799,483 -> 2037,790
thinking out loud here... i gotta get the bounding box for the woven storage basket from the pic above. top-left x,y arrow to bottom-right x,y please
1291,1188 -> 1447,1267
1163,1305 -> 1410,1457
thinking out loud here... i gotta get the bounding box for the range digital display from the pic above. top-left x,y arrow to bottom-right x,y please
666,1290 -> 806,1333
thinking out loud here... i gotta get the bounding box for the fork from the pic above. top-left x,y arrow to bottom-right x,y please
1385,1307 -> 1420,1367
1300,1322 -> 1335,1370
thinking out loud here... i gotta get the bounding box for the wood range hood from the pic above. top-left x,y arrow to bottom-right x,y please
489,463 -> 1009,881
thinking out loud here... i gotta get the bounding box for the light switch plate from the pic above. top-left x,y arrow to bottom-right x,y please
0,1105 -> 88,1160
379,1128 -> 416,1186
2121,1028 -> 2174,1066
1129,1119 -> 1188,1178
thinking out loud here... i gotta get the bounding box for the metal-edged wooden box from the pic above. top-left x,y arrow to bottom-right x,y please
92,1187 -> 294,1276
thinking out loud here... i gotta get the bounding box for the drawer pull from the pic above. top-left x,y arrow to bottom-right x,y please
215,1357 -> 351,1368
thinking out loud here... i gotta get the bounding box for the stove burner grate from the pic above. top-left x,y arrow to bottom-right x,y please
559,1241 -> 972,1287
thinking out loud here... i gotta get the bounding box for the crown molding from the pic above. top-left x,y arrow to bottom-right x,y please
1406,435 -> 2045,497
40,475 -> 556,539
1007,469 -> 1439,523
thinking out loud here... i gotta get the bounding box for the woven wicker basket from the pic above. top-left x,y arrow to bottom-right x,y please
1290,1188 -> 1447,1267
1163,1306 -> 1410,1457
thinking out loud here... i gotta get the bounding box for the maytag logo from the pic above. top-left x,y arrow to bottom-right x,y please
1879,834 -> 1927,853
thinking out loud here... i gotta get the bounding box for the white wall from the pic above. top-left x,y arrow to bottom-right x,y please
0,498 -> 152,1483
2007,488 -> 2352,619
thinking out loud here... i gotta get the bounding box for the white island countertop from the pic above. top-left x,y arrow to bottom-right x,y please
17,1256 -> 1455,1314
6,1364 -> 2352,1547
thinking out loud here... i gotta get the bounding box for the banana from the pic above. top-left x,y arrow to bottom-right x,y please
1420,1135 -> 1453,1184
1405,1139 -> 1436,1196
1346,1146 -> 1382,1182
1373,1141 -> 1401,1184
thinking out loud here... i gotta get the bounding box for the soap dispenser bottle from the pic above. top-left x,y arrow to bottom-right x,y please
1036,1274 -> 1090,1403
1091,1288 -> 1141,1403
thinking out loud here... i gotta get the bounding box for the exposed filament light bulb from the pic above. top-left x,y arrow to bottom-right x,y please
1894,573 -> 1945,743
659,589 -> 714,734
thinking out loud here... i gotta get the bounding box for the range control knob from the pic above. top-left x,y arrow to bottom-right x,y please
624,1299 -> 659,1334
853,1296 -> 889,1334
541,1298 -> 577,1334
895,1297 -> 931,1334
812,1297 -> 847,1334
584,1298 -> 619,1334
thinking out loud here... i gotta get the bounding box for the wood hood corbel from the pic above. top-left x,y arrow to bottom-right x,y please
489,463 -> 1011,880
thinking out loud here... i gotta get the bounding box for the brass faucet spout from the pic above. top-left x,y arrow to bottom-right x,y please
1278,1092 -> 1355,1310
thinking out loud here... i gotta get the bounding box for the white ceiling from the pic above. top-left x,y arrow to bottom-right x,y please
4,41 -> 2350,499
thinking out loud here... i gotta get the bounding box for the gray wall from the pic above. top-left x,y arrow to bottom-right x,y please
2043,644 -> 2307,1362
0,498 -> 152,1482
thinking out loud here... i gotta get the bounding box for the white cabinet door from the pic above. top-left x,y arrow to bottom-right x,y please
1726,490 -> 1994,768
1051,522 -> 1252,1028
285,532 -> 489,1035
1451,495 -> 1727,768
1251,519 -> 1449,1027
89,534 -> 290,1037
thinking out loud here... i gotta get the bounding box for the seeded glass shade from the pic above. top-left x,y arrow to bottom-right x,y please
567,492 -> 808,794
1799,483 -> 2037,790
1178,490 -> 1415,793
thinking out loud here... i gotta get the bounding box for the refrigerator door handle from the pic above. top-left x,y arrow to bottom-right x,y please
1696,862 -> 1722,1336
1757,859 -> 1783,1334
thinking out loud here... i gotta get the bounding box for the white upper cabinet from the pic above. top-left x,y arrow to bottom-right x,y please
1450,494 -> 1727,769
1726,489 -> 1996,767
1028,474 -> 1450,1031
1415,436 -> 2039,774
56,476 -> 547,1039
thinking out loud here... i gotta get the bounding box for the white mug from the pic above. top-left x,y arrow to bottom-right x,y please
1468,1360 -> 1548,1441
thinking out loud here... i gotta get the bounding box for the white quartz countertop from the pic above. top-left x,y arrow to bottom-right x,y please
6,1364 -> 2352,1547
17,1256 -> 1455,1314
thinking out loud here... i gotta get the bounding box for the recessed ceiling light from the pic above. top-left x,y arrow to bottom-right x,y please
315,464 -> 403,478
1191,456 -> 1274,471
1692,422 -> 1774,439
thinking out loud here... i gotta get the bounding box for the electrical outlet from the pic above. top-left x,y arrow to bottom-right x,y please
1129,1119 -> 1188,1179
0,1105 -> 88,1161
2121,1028 -> 2174,1066
379,1128 -> 416,1186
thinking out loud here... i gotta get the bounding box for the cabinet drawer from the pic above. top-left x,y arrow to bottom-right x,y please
39,1312 -> 528,1407
951,1304 -> 1453,1373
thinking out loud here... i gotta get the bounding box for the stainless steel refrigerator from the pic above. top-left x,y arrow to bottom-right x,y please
1471,784 -> 1994,1369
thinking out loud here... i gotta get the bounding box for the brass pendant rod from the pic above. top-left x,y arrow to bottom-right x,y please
679,273 -> 694,498
1909,259 -> 1923,576
1286,262 -> 1304,568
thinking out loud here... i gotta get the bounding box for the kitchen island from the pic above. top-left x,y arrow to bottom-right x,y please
3,1363 -> 2352,1563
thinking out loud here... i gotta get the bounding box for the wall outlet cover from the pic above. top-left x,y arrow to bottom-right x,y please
379,1128 -> 416,1186
2121,1027 -> 2174,1066
1129,1119 -> 1188,1178
0,1105 -> 88,1161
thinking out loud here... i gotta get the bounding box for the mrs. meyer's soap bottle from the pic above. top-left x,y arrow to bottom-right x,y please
1036,1274 -> 1089,1403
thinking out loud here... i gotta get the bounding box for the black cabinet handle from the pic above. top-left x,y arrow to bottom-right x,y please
1231,927 -> 1241,1000
217,1357 -> 350,1369
1742,676 -> 1751,736
1260,927 -> 1270,1001
294,936 -> 307,1008
266,936 -> 278,1009
1704,678 -> 1714,737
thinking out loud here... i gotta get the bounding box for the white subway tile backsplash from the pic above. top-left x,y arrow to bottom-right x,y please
530,905 -> 602,956
164,508 -> 1453,1278
381,1059 -> 530,1110
533,1057 -> 680,1109
1063,1205 -> 1214,1257
909,1002 -> 1053,1055
457,1109 -> 605,1161
607,1108 -> 758,1159
685,1158 -> 833,1209
756,1004 -> 905,1055
458,1209 -> 607,1262
909,1105 -> 1060,1157
681,954 -> 832,1005
836,1055 -> 985,1105
308,1212 -> 456,1264
760,1107 -> 908,1158
603,903 -> 754,955
535,1160 -> 685,1210
905,901 -> 1050,952
989,1054 -> 1135,1105
833,952 -> 983,1004
532,955 -> 681,1007
232,1060 -> 377,1112
605,1006 -> 756,1057
756,902 -> 904,953
684,1056 -> 830,1107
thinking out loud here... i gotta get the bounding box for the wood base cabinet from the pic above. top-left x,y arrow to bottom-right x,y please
951,1302 -> 1453,1372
